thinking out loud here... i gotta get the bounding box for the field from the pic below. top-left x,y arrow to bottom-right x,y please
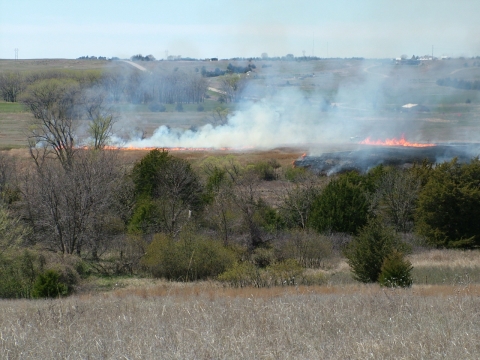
1,249 -> 478,358
2,59 -> 480,359
1,282 -> 479,359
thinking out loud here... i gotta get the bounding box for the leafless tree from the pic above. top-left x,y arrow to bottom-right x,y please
21,150 -> 129,256
372,169 -> 420,232
101,69 -> 127,103
210,106 -> 230,126
278,173 -> 323,230
221,75 -> 247,103
21,79 -> 81,170
232,170 -> 270,249
81,87 -> 116,149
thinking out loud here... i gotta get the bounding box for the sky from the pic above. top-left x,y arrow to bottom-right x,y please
1,0 -> 480,60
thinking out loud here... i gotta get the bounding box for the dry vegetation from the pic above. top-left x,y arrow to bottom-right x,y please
1,284 -> 479,359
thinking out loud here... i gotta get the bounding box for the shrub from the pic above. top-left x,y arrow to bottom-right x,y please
253,160 -> 280,181
415,159 -> 480,248
142,233 -> 236,281
266,259 -> 304,286
276,231 -> 333,268
344,219 -> 410,283
32,269 -> 69,298
301,271 -> 328,286
175,103 -> 184,112
0,250 -> 37,298
378,251 -> 413,288
309,173 -> 370,235
218,261 -> 258,287
197,104 -> 204,112
284,167 -> 307,182
149,103 -> 166,112
251,247 -> 276,268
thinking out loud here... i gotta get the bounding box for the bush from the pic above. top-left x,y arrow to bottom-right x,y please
284,167 -> 307,182
0,250 -> 37,298
175,103 -> 184,112
142,233 -> 236,281
149,103 -> 166,112
0,250 -> 82,299
415,159 -> 480,248
197,104 -> 204,112
301,271 -> 328,286
276,231 -> 332,268
217,261 -> 258,287
378,251 -> 413,288
344,219 -> 410,283
251,247 -> 276,268
253,160 -> 280,181
32,269 -> 69,298
266,259 -> 304,286
309,173 -> 370,235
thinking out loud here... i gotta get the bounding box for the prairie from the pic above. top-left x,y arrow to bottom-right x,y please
0,282 -> 479,359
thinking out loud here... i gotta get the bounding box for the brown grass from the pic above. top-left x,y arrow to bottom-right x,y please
1,282 -> 479,359
409,249 -> 480,268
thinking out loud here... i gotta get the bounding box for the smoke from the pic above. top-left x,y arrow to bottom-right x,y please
100,58 -> 480,153
118,89 -> 335,149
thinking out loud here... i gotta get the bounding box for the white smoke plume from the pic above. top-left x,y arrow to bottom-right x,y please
117,89 -> 341,149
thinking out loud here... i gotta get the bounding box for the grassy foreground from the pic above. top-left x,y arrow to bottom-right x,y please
0,283 -> 479,359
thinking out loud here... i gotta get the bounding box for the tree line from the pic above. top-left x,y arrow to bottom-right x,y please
0,67 -> 208,105
436,77 -> 480,91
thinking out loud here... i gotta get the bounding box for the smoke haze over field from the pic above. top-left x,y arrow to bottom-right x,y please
109,58 -> 480,152
120,90 -> 329,149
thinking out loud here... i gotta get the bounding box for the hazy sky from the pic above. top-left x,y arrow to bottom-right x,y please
2,0 -> 479,60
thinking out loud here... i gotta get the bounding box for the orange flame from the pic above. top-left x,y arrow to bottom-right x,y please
359,135 -> 435,148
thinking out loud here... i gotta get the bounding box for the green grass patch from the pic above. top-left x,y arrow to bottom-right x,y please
0,102 -> 25,113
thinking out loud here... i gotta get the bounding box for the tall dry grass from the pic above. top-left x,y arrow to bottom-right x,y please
1,284 -> 479,359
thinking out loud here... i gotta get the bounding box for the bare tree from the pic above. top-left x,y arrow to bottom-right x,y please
81,87 -> 116,149
233,171 -> 270,250
0,151 -> 18,204
372,169 -> 420,232
210,106 -> 230,126
21,150 -> 128,256
221,75 -> 247,103
21,79 -> 81,169
278,173 -> 323,230
202,166 -> 241,245
101,69 -> 126,103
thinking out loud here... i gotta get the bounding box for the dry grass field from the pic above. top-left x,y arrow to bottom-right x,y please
0,283 -> 479,359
